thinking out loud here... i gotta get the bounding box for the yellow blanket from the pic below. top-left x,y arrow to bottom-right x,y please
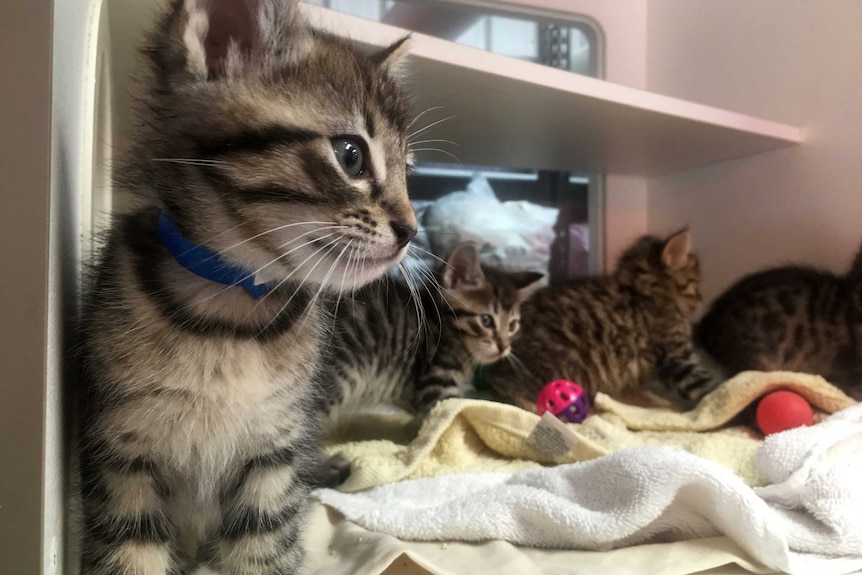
325,371 -> 856,492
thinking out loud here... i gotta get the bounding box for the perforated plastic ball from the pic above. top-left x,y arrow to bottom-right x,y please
537,380 -> 589,424
755,390 -> 814,436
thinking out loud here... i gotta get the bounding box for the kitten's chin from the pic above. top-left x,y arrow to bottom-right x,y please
348,253 -> 407,288
306,244 -> 408,291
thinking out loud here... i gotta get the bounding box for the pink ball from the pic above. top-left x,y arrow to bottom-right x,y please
537,380 -> 589,424
755,390 -> 814,436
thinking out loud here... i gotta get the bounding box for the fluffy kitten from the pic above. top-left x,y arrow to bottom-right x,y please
696,242 -> 862,399
322,242 -> 543,422
483,230 -> 718,410
78,1 -> 415,573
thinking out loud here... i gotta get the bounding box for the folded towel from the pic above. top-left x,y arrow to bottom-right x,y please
325,371 -> 856,492
597,371 -> 855,431
316,405 -> 862,575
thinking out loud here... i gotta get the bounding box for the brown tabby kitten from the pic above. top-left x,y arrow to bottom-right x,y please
322,242 -> 543,422
696,242 -> 862,399
78,1 -> 415,573
484,229 -> 718,410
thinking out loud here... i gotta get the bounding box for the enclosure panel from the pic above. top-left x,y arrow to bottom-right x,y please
0,0 -> 54,574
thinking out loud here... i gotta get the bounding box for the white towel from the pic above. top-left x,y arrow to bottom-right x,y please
316,404 -> 862,575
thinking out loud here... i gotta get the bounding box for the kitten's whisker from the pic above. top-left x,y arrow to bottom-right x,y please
164,221 -> 245,259
297,240 -> 351,333
212,221 -> 343,259
408,244 -> 447,266
131,224 -> 340,305
507,352 -> 531,376
411,255 -> 462,310
409,115 -> 456,140
350,252 -> 368,313
413,261 -> 457,326
245,232 -> 342,311
411,264 -> 445,359
255,235 -> 345,336
410,148 -> 462,164
242,226 -> 347,277
407,105 -> 446,130
167,220 -> 341,269
413,228 -> 469,237
408,138 -> 460,148
189,227 -> 345,306
405,259 -> 443,359
152,157 -> 227,166
397,262 -> 425,358
327,239 -> 355,347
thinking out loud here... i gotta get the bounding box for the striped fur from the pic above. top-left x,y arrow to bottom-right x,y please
78,1 -> 415,573
322,242 -> 543,421
696,241 -> 862,399
484,230 -> 719,409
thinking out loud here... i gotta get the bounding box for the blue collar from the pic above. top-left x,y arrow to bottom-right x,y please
157,213 -> 271,299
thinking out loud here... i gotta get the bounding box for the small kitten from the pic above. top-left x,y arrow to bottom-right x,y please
483,229 -> 718,410
78,1 -> 415,573
696,242 -> 862,399
322,242 -> 543,421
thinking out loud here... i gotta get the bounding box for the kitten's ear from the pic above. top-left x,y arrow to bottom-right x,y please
442,242 -> 485,290
661,229 -> 693,270
178,0 -> 311,80
848,239 -> 862,278
510,271 -> 544,297
848,240 -> 862,310
372,36 -> 411,82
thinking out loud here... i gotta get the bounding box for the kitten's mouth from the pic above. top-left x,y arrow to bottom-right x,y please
349,244 -> 406,267
477,348 -> 510,366
311,243 -> 407,290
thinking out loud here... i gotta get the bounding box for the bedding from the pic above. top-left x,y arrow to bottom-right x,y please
311,372 -> 859,575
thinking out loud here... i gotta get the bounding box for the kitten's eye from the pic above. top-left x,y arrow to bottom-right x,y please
331,137 -> 366,177
509,319 -> 519,332
480,314 -> 494,328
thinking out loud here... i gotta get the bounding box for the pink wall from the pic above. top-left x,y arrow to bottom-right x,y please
647,0 -> 862,305
502,0 -> 650,268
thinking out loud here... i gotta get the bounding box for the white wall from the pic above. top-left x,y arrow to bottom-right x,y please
647,0 -> 862,304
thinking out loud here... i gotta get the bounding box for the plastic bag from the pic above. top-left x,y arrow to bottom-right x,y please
421,175 -> 558,277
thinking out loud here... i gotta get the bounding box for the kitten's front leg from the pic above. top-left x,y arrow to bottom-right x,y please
308,452 -> 351,489
656,337 -> 722,406
413,368 -> 469,415
80,443 -> 178,575
205,446 -> 310,575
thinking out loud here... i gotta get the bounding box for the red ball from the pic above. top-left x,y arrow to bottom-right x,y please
755,391 -> 814,435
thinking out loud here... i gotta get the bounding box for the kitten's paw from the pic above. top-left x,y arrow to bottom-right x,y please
310,453 -> 351,489
415,393 -> 460,417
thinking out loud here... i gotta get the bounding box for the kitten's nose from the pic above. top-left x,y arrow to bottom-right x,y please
390,220 -> 417,250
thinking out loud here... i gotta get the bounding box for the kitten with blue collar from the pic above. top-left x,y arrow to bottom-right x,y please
78,1 -> 415,573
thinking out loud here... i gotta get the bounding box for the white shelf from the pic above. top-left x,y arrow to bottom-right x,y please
303,5 -> 802,177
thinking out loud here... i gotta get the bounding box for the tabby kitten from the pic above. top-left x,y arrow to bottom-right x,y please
696,242 -> 862,399
78,1 -> 415,573
322,242 -> 543,421
484,229 -> 718,410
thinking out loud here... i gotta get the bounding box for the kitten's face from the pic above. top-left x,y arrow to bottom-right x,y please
441,243 -> 543,365
134,0 -> 416,291
616,230 -> 702,313
448,286 -> 525,365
